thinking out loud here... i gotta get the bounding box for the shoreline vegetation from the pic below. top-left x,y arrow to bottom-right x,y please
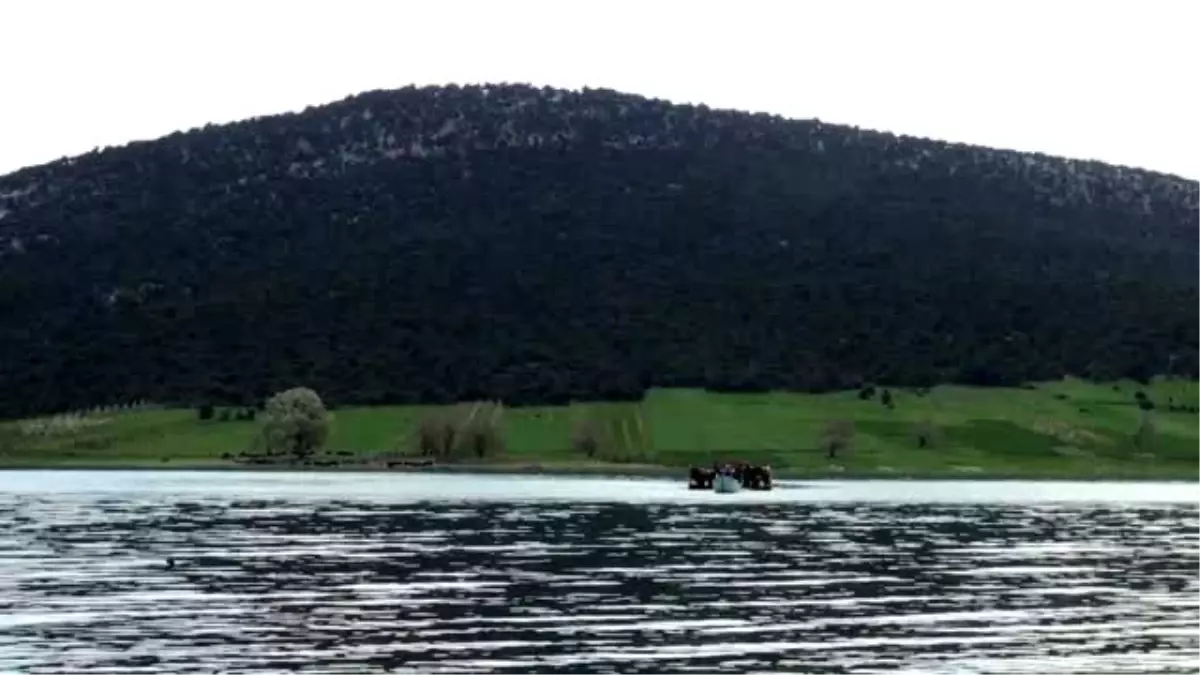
1,378 -> 1196,481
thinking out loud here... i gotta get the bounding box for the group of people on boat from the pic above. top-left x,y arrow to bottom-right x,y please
687,461 -> 773,491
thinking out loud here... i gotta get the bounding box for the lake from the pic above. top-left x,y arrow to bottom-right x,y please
0,471 -> 1196,673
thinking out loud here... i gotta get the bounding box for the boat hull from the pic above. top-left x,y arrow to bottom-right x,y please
713,474 -> 741,494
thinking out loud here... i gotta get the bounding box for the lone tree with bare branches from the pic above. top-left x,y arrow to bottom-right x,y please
821,419 -> 856,460
463,402 -> 506,459
415,402 -> 506,460
417,410 -> 455,458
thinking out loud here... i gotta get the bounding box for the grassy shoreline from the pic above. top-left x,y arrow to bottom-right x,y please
2,379 -> 1197,481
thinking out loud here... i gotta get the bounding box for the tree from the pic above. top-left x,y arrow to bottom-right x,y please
258,387 -> 331,460
820,419 -> 856,459
417,410 -> 450,457
197,404 -> 215,421
462,401 -> 506,459
571,415 -> 602,458
414,402 -> 505,460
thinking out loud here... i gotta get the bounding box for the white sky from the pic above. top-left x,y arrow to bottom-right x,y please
1,0 -> 1197,178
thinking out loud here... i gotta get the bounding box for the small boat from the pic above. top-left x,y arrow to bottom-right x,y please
713,472 -> 741,494
687,463 -> 771,491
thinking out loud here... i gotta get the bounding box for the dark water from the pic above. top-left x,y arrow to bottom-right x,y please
0,473 -> 1197,674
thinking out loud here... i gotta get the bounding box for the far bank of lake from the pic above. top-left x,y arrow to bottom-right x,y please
2,379 -> 1197,481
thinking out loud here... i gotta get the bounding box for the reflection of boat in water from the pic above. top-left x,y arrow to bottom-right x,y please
713,472 -> 741,494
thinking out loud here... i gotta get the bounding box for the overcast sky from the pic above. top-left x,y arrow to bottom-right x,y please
2,0 -> 1196,178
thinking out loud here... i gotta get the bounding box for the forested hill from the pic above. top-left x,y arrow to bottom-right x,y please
0,84 -> 1196,417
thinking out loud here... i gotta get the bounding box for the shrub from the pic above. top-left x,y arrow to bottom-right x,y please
1133,413 -> 1157,454
0,426 -> 19,456
1134,391 -> 1155,411
913,419 -> 941,449
197,404 -> 215,421
880,389 -> 894,408
568,404 -> 649,462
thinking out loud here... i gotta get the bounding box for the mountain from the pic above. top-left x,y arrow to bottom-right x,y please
0,84 -> 1196,417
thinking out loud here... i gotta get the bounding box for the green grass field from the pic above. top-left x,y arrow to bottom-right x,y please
1,378 -> 1196,479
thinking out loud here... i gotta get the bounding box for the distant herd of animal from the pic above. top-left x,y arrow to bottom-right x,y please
688,463 -> 773,491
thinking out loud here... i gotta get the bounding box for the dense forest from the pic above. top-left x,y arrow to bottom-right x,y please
0,84 -> 1196,418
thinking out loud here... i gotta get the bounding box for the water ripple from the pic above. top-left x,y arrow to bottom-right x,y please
0,476 -> 1196,673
